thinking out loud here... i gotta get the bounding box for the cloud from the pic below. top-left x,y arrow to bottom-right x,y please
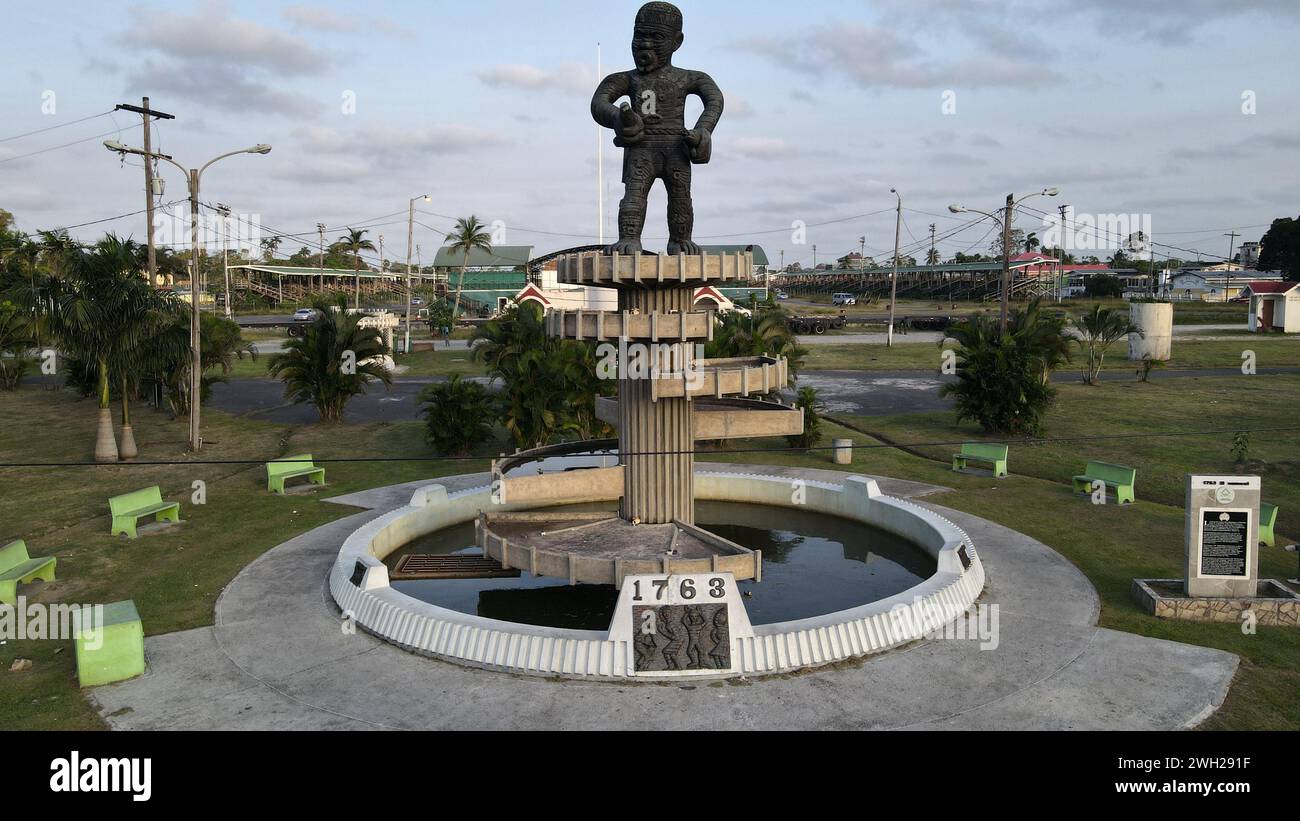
727,97 -> 756,119
733,22 -> 1059,89
125,59 -> 321,118
477,63 -> 595,94
281,4 -> 410,38
115,1 -> 332,117
1170,130 -> 1300,161
294,123 -> 511,165
730,136 -> 790,159
120,0 -> 331,76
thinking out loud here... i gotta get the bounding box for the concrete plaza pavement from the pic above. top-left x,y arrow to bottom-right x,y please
89,465 -> 1237,730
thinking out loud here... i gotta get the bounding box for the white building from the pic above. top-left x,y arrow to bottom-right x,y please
1245,281 -> 1300,333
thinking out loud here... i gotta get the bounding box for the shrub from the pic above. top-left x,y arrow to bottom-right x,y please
786,386 -> 823,449
419,374 -> 494,455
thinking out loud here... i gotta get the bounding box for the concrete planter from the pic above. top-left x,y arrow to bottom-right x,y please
1128,301 -> 1172,361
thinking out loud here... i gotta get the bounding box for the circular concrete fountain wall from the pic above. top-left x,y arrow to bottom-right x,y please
329,469 -> 985,680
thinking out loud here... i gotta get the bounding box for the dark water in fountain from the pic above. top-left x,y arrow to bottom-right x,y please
384,500 -> 935,629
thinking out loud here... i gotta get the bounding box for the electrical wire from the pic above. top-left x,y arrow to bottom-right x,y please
0,122 -> 142,166
0,110 -> 113,143
2,422 -> 1297,469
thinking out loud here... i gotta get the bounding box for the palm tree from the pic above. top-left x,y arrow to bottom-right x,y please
707,303 -> 806,382
1072,303 -> 1141,385
261,235 -> 282,262
444,216 -> 493,320
267,294 -> 392,422
334,228 -> 376,309
939,298 -> 1071,435
26,234 -> 171,459
925,247 -> 941,265
471,301 -> 610,447
1023,232 -> 1040,253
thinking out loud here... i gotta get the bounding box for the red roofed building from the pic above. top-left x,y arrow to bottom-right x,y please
1244,280 -> 1300,333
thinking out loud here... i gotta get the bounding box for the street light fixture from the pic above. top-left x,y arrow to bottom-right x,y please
946,187 -> 1058,332
105,139 -> 271,453
406,194 -> 431,355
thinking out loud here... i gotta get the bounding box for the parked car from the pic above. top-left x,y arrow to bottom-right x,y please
775,290 -> 789,300
831,292 -> 857,306
411,296 -> 425,306
292,308 -> 319,322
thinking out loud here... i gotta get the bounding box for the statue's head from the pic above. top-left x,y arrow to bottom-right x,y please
631,2 -> 683,73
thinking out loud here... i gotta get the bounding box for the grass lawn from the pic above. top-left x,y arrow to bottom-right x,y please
1,372 -> 1296,730
0,388 -> 494,729
802,336 -> 1300,372
831,375 -> 1300,730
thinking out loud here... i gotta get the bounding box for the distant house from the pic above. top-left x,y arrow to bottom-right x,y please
1168,268 -> 1280,302
1244,281 -> 1299,333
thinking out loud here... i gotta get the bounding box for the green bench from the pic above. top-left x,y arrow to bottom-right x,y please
0,539 -> 57,605
267,453 -> 326,494
1260,502 -> 1278,547
952,443 -> 1009,477
109,486 -> 180,538
74,599 -> 145,687
1072,460 -> 1137,505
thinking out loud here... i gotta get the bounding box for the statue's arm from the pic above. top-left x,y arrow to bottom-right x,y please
591,72 -> 632,129
690,71 -> 724,134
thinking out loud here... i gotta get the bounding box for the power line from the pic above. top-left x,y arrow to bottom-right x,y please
0,110 -> 113,143
2,422 -> 1297,469
0,122 -> 142,166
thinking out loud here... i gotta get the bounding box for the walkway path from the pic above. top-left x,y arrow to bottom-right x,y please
89,466 -> 1236,730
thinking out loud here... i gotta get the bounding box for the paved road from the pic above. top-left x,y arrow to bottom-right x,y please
208,367 -> 1300,423
799,323 -> 1249,345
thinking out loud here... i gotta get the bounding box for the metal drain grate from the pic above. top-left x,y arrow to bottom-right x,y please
391,554 -> 522,580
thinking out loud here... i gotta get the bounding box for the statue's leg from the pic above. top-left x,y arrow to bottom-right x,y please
665,153 -> 700,255
613,149 -> 655,254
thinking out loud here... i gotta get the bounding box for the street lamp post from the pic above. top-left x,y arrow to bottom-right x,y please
406,194 -> 430,355
105,140 -> 271,453
888,189 -> 901,347
949,187 -> 1058,333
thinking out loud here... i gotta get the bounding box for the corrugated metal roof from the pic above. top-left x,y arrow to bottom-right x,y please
433,245 -> 532,268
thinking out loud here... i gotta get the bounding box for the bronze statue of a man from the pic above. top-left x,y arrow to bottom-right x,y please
591,1 -> 723,256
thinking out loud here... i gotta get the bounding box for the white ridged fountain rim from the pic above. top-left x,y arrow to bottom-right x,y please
329,470 -> 986,680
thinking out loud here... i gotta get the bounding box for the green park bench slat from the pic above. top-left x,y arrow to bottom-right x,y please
952,443 -> 1009,478
108,486 -> 181,539
0,539 -> 57,606
1260,502 -> 1278,547
267,453 -> 326,494
73,599 -> 145,687
1071,460 -> 1137,505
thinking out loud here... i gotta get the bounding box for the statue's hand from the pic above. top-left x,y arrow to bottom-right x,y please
616,103 -> 644,145
684,128 -> 711,163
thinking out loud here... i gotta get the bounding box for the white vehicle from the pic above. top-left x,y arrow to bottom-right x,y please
831,292 -> 857,306
291,308 -> 319,322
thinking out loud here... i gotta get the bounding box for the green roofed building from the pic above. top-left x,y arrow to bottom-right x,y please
432,245 -> 533,273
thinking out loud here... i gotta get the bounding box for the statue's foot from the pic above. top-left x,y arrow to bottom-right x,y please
666,239 -> 702,255
608,239 -> 642,255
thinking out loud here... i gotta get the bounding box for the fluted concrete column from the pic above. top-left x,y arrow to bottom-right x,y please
619,285 -> 695,524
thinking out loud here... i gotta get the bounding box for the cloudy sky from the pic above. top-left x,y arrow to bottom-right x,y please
2,0 -> 1298,267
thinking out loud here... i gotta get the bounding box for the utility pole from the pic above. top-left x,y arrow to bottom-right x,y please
888,188 -> 902,347
1058,203 -> 1068,303
780,249 -> 784,272
1224,231 -> 1239,303
812,244 -> 817,270
217,203 -> 231,318
317,223 -> 326,294
999,193 -> 1014,332
858,235 -> 865,290
115,98 -> 174,283
406,194 -> 429,355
